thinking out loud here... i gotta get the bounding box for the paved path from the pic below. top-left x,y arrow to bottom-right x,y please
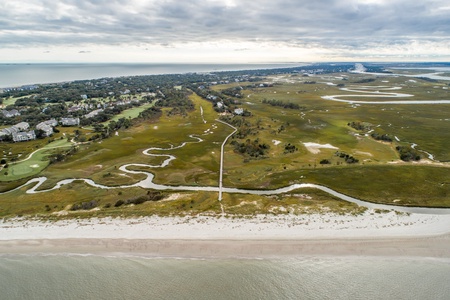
215,119 -> 237,201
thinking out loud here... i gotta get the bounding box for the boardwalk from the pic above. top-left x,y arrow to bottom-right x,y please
215,119 -> 237,201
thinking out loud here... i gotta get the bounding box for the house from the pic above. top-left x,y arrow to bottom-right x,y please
20,85 -> 38,91
2,109 -> 20,118
84,109 -> 103,119
61,117 -> 80,126
36,124 -> 53,136
0,126 -> 19,136
68,106 -> 81,113
44,119 -> 58,127
12,130 -> 36,142
234,108 -> 244,115
0,122 -> 31,138
36,120 -> 57,137
15,122 -> 30,131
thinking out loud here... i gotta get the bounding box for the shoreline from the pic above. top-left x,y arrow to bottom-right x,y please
1,235 -> 449,259
1,210 -> 450,258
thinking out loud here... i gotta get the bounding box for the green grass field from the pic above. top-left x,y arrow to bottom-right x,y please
1,95 -> 35,107
102,102 -> 155,125
0,139 -> 73,182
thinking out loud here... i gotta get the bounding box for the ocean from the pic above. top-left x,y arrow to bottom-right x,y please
0,63 -> 300,88
0,255 -> 449,300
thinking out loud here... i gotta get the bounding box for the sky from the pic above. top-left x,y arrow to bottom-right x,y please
1,0 -> 449,63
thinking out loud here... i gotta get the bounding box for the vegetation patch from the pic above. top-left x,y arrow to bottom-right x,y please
396,145 -> 421,161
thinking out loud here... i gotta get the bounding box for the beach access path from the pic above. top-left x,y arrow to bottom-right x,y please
215,119 -> 237,201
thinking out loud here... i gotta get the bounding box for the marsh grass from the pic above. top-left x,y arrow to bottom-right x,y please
1,72 -> 449,217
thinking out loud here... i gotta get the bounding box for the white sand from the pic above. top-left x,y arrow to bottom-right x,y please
1,211 -> 450,257
303,142 -> 338,154
1,210 -> 449,241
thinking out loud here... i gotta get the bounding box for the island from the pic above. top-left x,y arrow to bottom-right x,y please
1,62 -> 449,258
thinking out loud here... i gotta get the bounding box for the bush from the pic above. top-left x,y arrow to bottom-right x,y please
320,159 -> 331,164
371,133 -> 392,142
124,192 -> 164,205
335,151 -> 359,164
232,139 -> 270,158
114,200 -> 125,207
284,143 -> 298,154
396,146 -> 421,161
71,200 -> 98,211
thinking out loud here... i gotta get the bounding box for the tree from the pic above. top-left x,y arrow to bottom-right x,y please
35,129 -> 47,139
320,159 -> 331,164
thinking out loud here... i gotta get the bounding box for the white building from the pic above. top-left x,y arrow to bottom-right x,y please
12,130 -> 36,142
15,122 -> 30,131
84,109 -> 103,119
234,108 -> 244,115
36,119 -> 57,137
61,117 -> 80,126
2,109 -> 20,118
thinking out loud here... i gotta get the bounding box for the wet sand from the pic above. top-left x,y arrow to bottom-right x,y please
1,235 -> 449,258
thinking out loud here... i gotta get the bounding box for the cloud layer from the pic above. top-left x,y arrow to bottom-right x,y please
1,0 -> 449,62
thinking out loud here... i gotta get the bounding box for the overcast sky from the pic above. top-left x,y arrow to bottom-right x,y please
1,0 -> 449,63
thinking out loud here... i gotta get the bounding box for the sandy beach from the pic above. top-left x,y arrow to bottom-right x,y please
1,210 -> 449,258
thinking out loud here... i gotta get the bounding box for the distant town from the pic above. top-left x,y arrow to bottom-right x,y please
1,64 -> 358,144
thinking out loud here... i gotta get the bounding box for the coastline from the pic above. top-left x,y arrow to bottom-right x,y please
1,210 -> 450,258
1,236 -> 449,259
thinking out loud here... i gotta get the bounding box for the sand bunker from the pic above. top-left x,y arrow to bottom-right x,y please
29,164 -> 40,168
272,140 -> 281,146
303,142 -> 338,154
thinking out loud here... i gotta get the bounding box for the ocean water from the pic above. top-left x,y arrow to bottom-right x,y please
0,255 -> 449,300
0,63 -> 299,88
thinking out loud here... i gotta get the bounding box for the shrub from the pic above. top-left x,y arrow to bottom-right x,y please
71,200 -> 98,211
114,200 -> 125,207
320,159 -> 331,164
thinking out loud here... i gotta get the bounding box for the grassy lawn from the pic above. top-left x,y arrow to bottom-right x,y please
101,102 -> 155,125
1,95 -> 36,107
0,138 -> 73,182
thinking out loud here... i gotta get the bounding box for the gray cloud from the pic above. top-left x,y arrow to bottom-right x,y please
1,0 -> 449,51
